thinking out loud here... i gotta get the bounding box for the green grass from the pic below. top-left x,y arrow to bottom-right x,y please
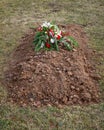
0,103 -> 104,130
0,0 -> 104,129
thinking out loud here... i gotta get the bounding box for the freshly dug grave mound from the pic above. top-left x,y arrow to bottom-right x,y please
4,25 -> 100,107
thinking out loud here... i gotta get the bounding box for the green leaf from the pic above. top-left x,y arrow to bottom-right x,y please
63,41 -> 72,50
33,33 -> 47,46
35,40 -> 42,52
54,40 -> 59,51
54,25 -> 60,32
68,36 -> 78,46
35,32 -> 42,37
33,37 -> 40,44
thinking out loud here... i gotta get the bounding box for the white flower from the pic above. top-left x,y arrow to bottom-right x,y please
47,22 -> 51,27
50,38 -> 55,43
41,22 -> 51,28
40,42 -> 44,48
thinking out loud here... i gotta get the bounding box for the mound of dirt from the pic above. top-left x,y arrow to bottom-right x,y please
4,25 -> 100,107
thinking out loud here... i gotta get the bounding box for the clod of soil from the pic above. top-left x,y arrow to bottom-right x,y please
4,25 -> 100,107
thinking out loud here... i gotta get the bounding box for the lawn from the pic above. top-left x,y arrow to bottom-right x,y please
0,0 -> 104,129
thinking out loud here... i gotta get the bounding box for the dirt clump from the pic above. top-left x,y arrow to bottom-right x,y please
4,25 -> 100,107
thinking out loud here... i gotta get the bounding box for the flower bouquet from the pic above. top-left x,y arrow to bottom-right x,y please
33,22 -> 78,52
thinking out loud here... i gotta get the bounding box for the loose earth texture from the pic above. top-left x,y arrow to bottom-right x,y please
4,25 -> 100,107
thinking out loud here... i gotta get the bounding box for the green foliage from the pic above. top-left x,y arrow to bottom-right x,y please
54,39 -> 59,51
33,22 -> 78,52
68,36 -> 78,47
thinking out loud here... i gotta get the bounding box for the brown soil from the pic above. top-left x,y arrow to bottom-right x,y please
4,25 -> 101,107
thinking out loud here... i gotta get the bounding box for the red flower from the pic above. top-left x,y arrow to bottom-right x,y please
37,26 -> 42,31
60,31 -> 62,35
45,43 -> 51,48
60,31 -> 64,37
49,29 -> 54,37
56,35 -> 61,40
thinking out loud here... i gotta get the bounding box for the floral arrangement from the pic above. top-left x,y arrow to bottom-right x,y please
33,22 -> 78,52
